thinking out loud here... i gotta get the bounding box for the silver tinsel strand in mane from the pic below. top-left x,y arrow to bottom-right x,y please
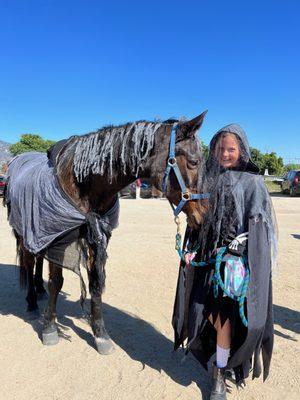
73,122 -> 162,183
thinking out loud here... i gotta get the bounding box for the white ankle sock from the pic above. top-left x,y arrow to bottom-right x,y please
216,345 -> 230,368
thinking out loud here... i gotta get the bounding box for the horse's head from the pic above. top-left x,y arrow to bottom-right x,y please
145,111 -> 208,228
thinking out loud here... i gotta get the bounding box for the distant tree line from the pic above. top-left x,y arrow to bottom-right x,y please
250,148 -> 284,175
250,148 -> 300,174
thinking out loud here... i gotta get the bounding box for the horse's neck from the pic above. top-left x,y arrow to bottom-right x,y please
89,171 -> 150,212
57,128 -> 157,213
58,161 -> 147,214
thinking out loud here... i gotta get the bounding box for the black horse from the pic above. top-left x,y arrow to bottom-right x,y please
5,112 -> 208,354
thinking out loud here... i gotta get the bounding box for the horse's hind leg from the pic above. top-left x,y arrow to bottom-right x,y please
25,258 -> 39,314
13,230 -> 38,317
42,262 -> 64,346
34,256 -> 48,300
17,238 -> 39,316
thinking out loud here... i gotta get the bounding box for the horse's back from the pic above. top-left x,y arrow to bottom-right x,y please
8,152 -> 48,194
7,151 -> 85,254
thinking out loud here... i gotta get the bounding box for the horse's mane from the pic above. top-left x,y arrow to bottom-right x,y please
67,120 -> 172,183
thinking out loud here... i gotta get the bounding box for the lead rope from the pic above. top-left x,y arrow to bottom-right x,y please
174,225 -> 249,327
213,247 -> 249,327
174,216 -> 183,257
174,219 -> 210,267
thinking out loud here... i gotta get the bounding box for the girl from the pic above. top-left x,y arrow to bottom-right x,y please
172,124 -> 277,400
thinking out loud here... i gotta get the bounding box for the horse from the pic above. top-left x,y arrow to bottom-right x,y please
5,112 -> 208,354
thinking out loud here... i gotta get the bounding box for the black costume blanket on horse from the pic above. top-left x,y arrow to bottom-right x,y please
172,124 -> 278,383
6,151 -> 119,282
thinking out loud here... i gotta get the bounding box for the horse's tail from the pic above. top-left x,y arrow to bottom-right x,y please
3,178 -> 11,218
13,231 -> 28,289
2,178 -> 7,207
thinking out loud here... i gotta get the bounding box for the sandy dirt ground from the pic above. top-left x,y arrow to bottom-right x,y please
0,196 -> 299,400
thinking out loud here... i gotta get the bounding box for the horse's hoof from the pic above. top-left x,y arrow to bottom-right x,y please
26,309 -> 40,320
95,337 -> 115,355
37,291 -> 48,301
42,328 -> 59,346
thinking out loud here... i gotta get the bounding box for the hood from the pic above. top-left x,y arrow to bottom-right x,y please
209,123 -> 260,174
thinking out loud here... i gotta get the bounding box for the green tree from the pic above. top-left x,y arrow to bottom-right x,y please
284,163 -> 300,172
10,134 -> 56,156
250,147 -> 265,174
201,141 -> 209,160
262,152 -> 284,175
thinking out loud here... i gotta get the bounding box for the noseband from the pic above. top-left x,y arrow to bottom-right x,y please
162,124 -> 210,216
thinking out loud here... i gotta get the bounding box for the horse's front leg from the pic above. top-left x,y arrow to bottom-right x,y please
88,249 -> 114,355
42,262 -> 64,346
90,292 -> 115,355
34,256 -> 48,300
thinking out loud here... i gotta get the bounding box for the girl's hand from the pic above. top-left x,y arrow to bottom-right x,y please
184,252 -> 196,266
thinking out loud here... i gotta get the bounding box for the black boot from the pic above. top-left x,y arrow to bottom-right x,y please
210,363 -> 227,400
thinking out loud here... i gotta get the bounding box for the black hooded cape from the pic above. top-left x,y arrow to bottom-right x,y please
172,124 -> 277,383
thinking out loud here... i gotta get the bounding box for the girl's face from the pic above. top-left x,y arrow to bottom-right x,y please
214,133 -> 240,168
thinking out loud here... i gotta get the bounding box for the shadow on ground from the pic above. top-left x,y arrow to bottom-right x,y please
274,304 -> 300,341
291,234 -> 300,240
0,263 -> 211,398
1,263 -> 299,398
269,193 -> 287,197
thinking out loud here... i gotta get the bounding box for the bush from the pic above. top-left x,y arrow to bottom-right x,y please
10,134 -> 56,156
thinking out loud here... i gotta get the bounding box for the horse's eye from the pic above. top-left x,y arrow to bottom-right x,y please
188,160 -> 199,168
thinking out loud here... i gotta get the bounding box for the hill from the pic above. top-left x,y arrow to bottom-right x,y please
0,140 -> 13,166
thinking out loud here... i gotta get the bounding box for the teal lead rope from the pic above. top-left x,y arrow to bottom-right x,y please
213,247 -> 250,327
175,232 -> 208,267
175,226 -> 249,327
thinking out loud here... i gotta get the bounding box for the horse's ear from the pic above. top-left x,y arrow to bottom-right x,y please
180,110 -> 208,137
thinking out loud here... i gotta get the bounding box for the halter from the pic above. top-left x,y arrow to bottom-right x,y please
162,124 -> 210,216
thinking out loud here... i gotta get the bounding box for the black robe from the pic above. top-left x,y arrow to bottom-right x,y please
172,125 -> 277,383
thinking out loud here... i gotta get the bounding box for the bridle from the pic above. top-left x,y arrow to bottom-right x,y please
162,124 -> 210,217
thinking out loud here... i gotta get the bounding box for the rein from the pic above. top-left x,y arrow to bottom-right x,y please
162,124 -> 210,217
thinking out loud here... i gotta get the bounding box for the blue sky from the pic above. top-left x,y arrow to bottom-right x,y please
0,0 -> 299,161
